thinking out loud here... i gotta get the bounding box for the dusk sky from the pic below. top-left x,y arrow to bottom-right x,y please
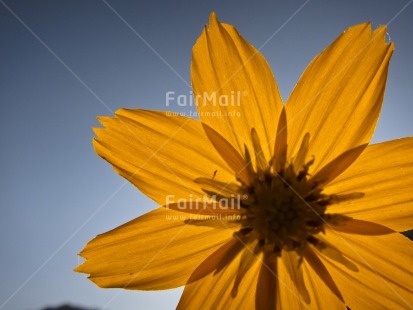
1,1 -> 412,309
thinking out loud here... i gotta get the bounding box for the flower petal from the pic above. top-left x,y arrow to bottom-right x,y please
186,237 -> 244,284
328,216 -> 394,235
256,257 -> 346,310
231,241 -> 259,297
195,177 -> 242,196
276,256 -> 312,309
255,254 -> 278,309
192,12 -> 283,161
301,261 -> 347,310
165,202 -> 240,216
202,123 -> 252,185
75,207 -> 238,290
304,247 -> 344,303
251,128 -> 269,172
177,246 -> 262,309
285,23 -> 394,174
319,230 -> 413,309
94,109 -> 234,206
276,256 -> 346,310
292,132 -> 310,173
282,251 -> 310,303
311,144 -> 367,186
309,239 -> 358,272
273,107 -> 288,172
325,137 -> 413,232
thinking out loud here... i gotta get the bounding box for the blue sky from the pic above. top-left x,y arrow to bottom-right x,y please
1,0 -> 412,309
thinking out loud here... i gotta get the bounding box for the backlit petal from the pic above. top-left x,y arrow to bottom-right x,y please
311,144 -> 367,186
273,107 -> 288,172
75,208 -> 239,290
165,202 -> 241,216
286,23 -> 394,174
282,251 -> 310,303
302,261 -> 346,310
318,230 -> 413,309
177,245 -> 262,309
255,254 -> 278,309
304,247 -> 344,303
192,12 -> 283,161
94,109 -> 234,206
277,257 -> 346,310
328,216 -> 394,235
186,237 -> 244,284
202,123 -> 252,185
276,256 -> 310,309
325,137 -> 413,231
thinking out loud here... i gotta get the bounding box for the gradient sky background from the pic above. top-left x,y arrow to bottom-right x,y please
1,0 -> 412,309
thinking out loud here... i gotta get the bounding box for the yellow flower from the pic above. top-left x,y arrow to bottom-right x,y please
76,12 -> 413,309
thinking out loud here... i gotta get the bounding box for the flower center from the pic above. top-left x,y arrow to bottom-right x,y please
239,158 -> 330,257
194,126 -> 362,260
